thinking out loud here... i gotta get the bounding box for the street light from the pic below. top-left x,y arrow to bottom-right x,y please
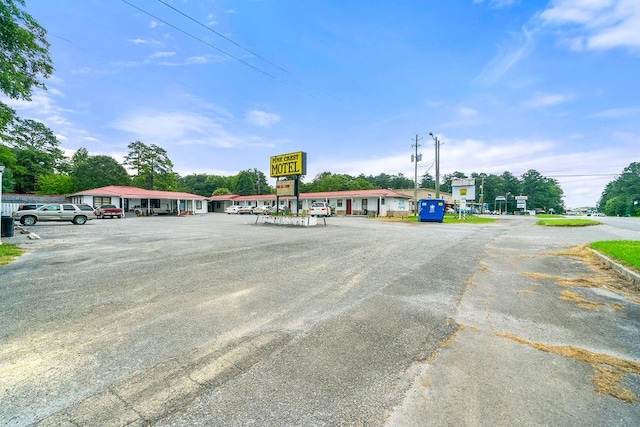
0,164 -> 5,245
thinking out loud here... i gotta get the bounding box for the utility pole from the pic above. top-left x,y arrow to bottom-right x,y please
480,176 -> 485,214
411,134 -> 422,214
429,133 -> 441,199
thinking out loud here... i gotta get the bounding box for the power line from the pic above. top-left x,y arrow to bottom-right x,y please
156,0 -> 289,74
120,0 -> 276,79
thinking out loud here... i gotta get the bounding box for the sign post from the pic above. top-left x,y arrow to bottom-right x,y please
270,151 -> 307,216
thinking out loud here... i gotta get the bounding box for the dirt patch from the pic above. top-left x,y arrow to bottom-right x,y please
518,290 -> 539,295
522,245 -> 640,305
497,332 -> 639,403
559,290 -> 600,311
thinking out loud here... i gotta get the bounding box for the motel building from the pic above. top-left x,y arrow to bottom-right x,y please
209,188 -> 453,216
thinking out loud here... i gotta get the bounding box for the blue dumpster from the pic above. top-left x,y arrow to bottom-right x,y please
418,199 -> 445,223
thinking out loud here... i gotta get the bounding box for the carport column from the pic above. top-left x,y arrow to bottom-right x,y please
177,199 -> 181,215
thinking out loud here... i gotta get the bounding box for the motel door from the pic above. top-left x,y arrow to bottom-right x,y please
346,199 -> 352,215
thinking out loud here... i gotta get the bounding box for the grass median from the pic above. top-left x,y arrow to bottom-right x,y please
589,240 -> 640,272
0,244 -> 24,265
537,218 -> 601,227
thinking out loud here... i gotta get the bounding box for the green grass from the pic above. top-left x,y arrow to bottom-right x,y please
377,214 -> 495,224
0,244 -> 24,265
589,240 -> 640,271
537,219 -> 601,227
443,214 -> 496,224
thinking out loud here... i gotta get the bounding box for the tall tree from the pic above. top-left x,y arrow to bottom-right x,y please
599,162 -> 640,216
519,169 -> 564,213
0,0 -> 54,130
123,141 -> 175,190
72,152 -> 131,191
234,171 -> 256,195
1,118 -> 68,192
420,172 -> 435,189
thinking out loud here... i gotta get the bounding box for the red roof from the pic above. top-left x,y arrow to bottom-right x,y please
209,189 -> 412,201
69,185 -> 207,200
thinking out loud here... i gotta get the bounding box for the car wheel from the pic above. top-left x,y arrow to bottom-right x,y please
73,215 -> 87,225
22,216 -> 37,226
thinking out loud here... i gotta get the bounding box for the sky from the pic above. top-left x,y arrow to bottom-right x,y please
5,0 -> 639,208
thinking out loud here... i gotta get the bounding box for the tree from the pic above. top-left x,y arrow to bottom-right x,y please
213,187 -> 232,195
36,173 -> 74,194
2,118 -> 67,171
519,169 -> 564,213
1,117 -> 68,192
599,162 -> 640,216
72,153 -> 131,191
123,141 -> 176,190
0,0 -> 54,130
420,172 -> 435,189
234,171 -> 256,195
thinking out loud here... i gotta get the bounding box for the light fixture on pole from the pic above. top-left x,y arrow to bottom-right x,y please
0,164 -> 5,245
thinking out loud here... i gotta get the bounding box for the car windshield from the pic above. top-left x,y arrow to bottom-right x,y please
36,205 -> 47,211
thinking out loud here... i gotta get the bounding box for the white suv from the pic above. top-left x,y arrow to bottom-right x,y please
309,202 -> 332,217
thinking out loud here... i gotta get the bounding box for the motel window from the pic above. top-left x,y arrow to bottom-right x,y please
93,196 -> 110,207
337,199 -> 343,207
381,198 -> 385,205
196,201 -> 202,209
216,202 -> 221,208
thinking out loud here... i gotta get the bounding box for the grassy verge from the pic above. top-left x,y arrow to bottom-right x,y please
443,214 -> 495,224
377,214 -> 495,224
537,219 -> 601,227
0,244 -> 24,265
589,240 -> 640,272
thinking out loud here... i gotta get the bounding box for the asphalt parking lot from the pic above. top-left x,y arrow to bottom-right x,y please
1,214 -> 639,426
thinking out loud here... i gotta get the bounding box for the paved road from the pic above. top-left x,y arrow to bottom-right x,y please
1,214 -> 638,426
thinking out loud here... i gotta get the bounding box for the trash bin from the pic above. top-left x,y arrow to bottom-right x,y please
1,215 -> 15,237
418,199 -> 446,223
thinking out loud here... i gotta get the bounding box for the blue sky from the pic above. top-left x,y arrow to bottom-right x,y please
6,0 -> 639,208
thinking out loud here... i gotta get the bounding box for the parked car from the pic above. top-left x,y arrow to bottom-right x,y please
269,205 -> 288,214
238,206 -> 253,215
12,203 -> 96,225
225,205 -> 240,214
309,202 -> 332,217
252,206 -> 270,215
18,203 -> 44,211
95,204 -> 124,219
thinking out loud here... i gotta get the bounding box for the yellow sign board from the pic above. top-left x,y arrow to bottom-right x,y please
270,151 -> 307,178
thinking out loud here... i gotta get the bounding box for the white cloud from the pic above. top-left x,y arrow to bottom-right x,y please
458,107 -> 478,117
525,92 -> 573,108
474,26 -> 534,84
590,107 -> 640,118
149,21 -> 159,29
149,51 -> 176,59
245,110 -> 281,127
539,0 -> 640,51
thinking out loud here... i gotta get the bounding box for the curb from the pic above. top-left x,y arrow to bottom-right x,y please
589,248 -> 640,288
